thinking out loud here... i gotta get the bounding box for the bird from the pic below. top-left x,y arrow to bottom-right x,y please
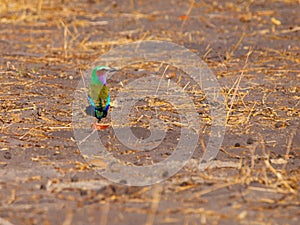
88,66 -> 117,129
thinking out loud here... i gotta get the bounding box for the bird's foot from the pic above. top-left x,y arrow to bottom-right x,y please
93,122 -> 109,130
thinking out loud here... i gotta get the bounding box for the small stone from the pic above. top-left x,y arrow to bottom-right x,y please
54,151 -> 60,155
3,151 -> 12,160
80,190 -> 88,196
71,175 -> 79,182
165,72 -> 176,79
119,179 -> 127,185
37,107 -> 42,116
234,143 -> 241,147
112,1 -> 117,7
162,171 -> 169,178
180,181 -> 189,186
275,121 -> 285,128
246,137 -> 254,145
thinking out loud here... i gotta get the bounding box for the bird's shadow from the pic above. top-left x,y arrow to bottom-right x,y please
85,105 -> 95,117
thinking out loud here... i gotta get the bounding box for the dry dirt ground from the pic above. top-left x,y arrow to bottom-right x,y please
0,0 -> 299,225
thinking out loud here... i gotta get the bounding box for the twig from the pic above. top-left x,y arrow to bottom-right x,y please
59,20 -> 70,59
155,65 -> 169,95
37,0 -> 43,15
248,186 -> 295,194
226,32 -> 245,60
100,203 -> 110,225
7,106 -> 36,112
226,49 -> 253,122
180,0 -> 195,31
282,128 -> 297,170
19,125 -> 43,140
203,46 -> 212,60
62,210 -> 73,225
264,159 -> 296,193
130,0 -> 135,11
0,217 -> 14,225
249,142 -> 259,169
182,81 -> 190,91
145,184 -> 162,225
194,181 -> 239,198
276,26 -> 300,34
245,102 -> 257,124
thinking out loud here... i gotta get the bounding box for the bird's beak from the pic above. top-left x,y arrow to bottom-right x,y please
108,68 -> 118,73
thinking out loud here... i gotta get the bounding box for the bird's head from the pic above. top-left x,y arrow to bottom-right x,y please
94,66 -> 117,85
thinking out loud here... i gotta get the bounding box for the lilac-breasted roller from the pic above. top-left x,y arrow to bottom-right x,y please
88,66 -> 116,123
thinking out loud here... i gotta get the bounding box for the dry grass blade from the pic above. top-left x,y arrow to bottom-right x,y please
145,184 -> 163,225
100,203 -> 110,225
264,159 -> 296,194
226,48 -> 253,123
180,0 -> 195,31
62,210 -> 73,225
226,32 -> 245,60
282,128 -> 297,170
0,217 -> 14,225
194,181 -> 240,198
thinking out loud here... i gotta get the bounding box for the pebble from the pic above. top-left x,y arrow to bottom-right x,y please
275,121 -> 285,128
234,143 -> 241,147
3,151 -> 12,160
246,137 -> 254,145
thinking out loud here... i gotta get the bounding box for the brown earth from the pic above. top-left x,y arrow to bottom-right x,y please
0,0 -> 299,225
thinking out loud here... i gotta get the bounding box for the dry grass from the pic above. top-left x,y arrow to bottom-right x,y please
0,0 -> 299,224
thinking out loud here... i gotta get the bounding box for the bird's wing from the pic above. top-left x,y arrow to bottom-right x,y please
89,83 -> 104,107
98,85 -> 110,108
89,67 -> 104,108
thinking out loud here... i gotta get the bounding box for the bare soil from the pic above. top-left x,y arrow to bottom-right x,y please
0,0 -> 299,225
